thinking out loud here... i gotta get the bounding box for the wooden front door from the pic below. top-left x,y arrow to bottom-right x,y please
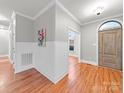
98,28 -> 122,70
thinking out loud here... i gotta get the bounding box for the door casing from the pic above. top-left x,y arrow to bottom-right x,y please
98,28 -> 122,70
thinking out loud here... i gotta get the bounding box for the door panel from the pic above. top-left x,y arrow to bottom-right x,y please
99,28 -> 122,70
103,33 -> 116,55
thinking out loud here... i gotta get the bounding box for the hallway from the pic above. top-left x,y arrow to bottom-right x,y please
0,56 -> 122,93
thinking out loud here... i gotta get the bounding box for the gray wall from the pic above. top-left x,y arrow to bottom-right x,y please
55,5 -> 80,42
33,4 -> 81,83
54,4 -> 80,81
33,5 -> 56,82
34,6 -> 55,42
0,29 -> 9,55
16,14 -> 34,42
81,16 -> 123,64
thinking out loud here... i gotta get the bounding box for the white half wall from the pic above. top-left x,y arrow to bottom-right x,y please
14,2 -> 80,84
15,42 -> 56,83
34,42 -> 55,82
15,42 -> 34,73
54,41 -> 68,83
34,41 -> 68,83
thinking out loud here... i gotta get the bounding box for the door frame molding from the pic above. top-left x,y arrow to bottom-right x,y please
96,19 -> 123,67
8,11 -> 16,65
67,26 -> 81,61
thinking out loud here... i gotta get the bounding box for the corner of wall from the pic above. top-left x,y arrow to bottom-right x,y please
81,59 -> 98,66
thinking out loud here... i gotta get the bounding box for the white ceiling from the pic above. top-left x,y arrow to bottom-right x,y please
0,0 -> 52,26
0,0 -> 52,17
59,0 -> 123,24
0,0 -> 123,26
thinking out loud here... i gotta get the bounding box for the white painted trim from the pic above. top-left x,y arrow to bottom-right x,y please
14,2 -> 122,26
8,23 -> 12,31
67,26 -> 81,61
67,26 -> 81,34
15,1 -> 80,25
56,0 -> 81,25
33,0 -> 81,25
54,72 -> 68,84
33,1 -> 55,20
15,64 -> 34,73
8,11 -> 15,31
15,12 -> 34,20
36,61 -> 68,84
97,19 -> 123,31
81,59 -> 98,66
35,67 -> 55,83
14,1 -> 81,25
96,19 -> 123,66
81,13 -> 123,26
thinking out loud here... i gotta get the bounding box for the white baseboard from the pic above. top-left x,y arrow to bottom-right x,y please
35,67 -> 55,83
14,41 -> 68,84
15,42 -> 35,73
54,72 -> 68,84
15,64 -> 34,73
81,59 -> 98,66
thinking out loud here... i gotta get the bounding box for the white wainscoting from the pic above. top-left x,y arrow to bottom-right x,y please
54,41 -> 68,83
15,41 -> 69,84
15,42 -> 34,73
33,41 -> 68,84
33,41 -> 55,83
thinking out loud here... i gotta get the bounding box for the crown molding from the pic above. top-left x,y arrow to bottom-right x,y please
14,2 -> 122,26
15,12 -> 34,20
33,0 -> 81,25
56,0 -> 81,25
33,1 -> 55,20
14,0 -> 81,25
81,13 -> 123,26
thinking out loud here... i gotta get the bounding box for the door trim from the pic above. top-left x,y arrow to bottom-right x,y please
97,20 -> 123,69
67,26 -> 81,62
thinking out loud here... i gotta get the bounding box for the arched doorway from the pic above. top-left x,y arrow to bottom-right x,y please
98,20 -> 122,70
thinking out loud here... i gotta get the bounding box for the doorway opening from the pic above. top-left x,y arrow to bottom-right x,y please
68,27 -> 80,60
67,27 -> 81,78
0,12 -> 16,64
0,26 -> 10,58
98,20 -> 122,70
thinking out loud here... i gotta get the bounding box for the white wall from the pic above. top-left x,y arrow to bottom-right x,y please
15,42 -> 34,73
33,3 -> 81,83
9,12 -> 16,64
33,5 -> 55,82
33,4 -> 81,83
81,15 -> 123,65
14,2 -> 81,83
14,2 -> 122,84
54,4 -> 80,83
0,29 -> 10,56
15,14 -> 34,73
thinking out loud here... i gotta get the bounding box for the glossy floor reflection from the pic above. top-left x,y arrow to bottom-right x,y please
0,57 -> 14,92
0,56 -> 122,93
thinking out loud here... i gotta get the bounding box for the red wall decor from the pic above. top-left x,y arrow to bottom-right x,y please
38,28 -> 46,47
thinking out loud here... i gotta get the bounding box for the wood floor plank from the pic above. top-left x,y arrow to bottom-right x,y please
0,56 -> 122,93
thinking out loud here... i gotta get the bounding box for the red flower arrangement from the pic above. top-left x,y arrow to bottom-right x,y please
38,28 -> 46,46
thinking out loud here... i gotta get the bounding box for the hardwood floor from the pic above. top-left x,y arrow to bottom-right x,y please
0,56 -> 14,93
0,56 -> 122,93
